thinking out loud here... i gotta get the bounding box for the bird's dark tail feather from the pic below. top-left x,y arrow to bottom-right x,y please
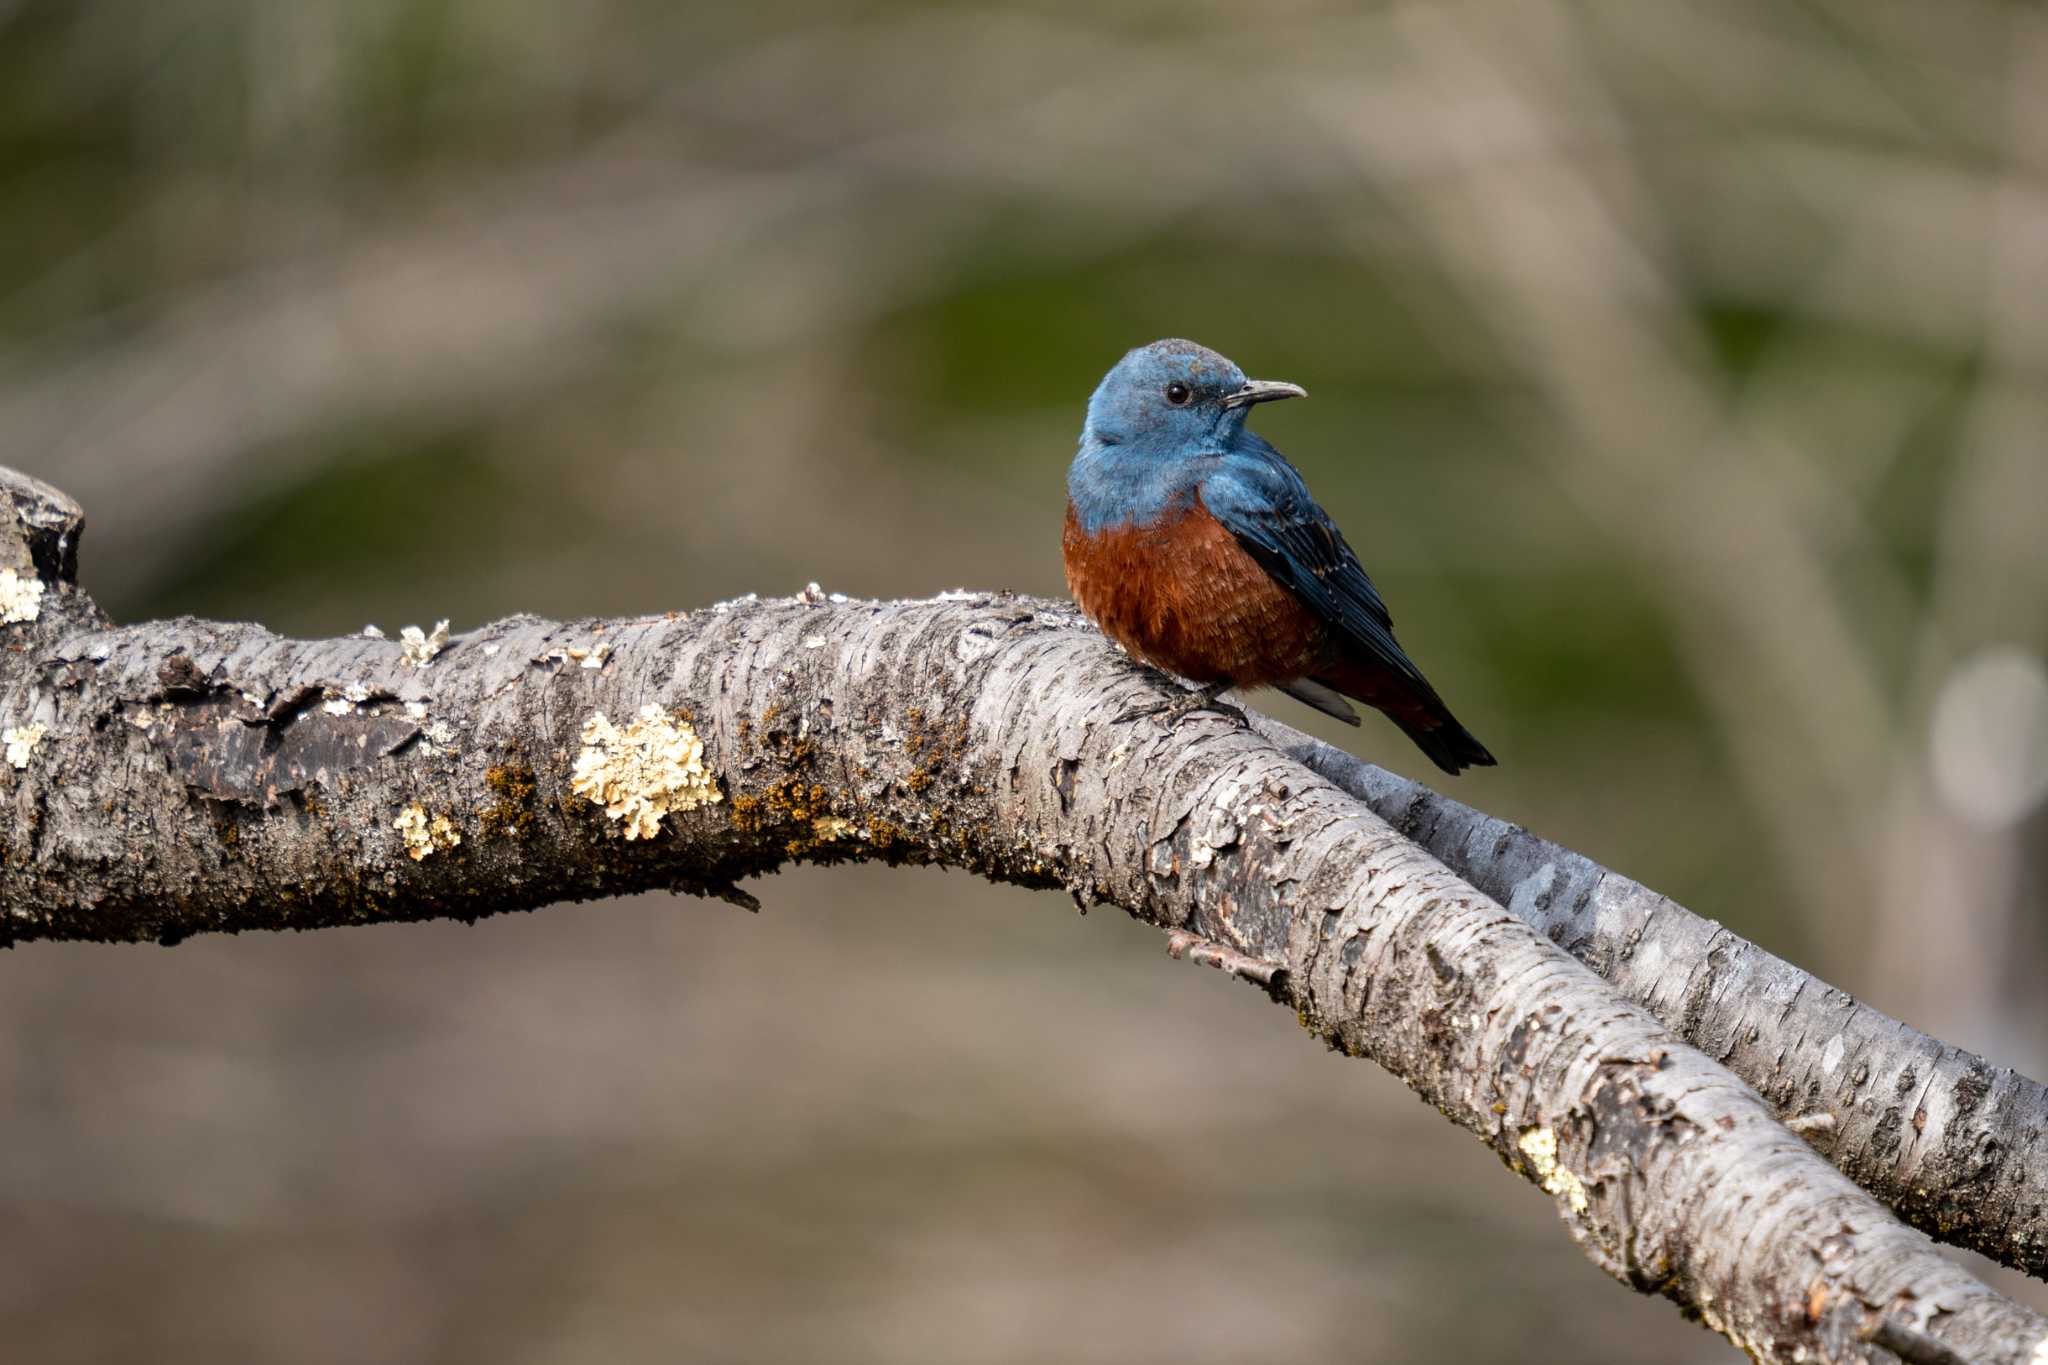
1313,664 -> 1497,777
1394,709 -> 1495,777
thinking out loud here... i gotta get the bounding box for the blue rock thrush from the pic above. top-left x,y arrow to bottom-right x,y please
1063,339 -> 1495,775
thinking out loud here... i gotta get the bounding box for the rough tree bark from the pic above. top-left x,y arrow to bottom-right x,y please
1261,723 -> 2048,1286
2,466 -> 2044,1364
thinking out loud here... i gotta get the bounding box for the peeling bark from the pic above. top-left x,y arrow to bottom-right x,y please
3,466 -> 2046,1364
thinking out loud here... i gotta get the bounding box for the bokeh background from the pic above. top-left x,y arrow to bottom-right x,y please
6,1 -> 2048,1360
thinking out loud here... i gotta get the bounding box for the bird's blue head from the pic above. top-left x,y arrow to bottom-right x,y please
1070,339 -> 1305,532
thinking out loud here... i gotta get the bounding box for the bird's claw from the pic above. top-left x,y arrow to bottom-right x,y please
1115,684 -> 1249,729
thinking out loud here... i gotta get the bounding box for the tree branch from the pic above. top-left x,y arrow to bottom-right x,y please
3,466 -> 2044,1363
1257,718 -> 2048,1285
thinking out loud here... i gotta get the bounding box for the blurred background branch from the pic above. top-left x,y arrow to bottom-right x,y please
3,1 -> 2045,1360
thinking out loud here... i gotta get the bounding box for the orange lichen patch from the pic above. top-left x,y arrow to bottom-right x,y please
480,763 -> 539,838
1063,495 -> 1324,686
727,778 -> 829,834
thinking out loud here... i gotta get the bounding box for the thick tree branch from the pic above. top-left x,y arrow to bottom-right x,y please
3,467 -> 2045,1363
1256,719 -> 2048,1286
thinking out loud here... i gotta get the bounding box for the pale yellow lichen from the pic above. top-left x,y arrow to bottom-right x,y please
395,802 -> 461,860
4,721 -> 48,769
811,815 -> 856,840
1518,1126 -> 1589,1213
570,703 -> 721,840
0,570 -> 43,625
399,619 -> 451,668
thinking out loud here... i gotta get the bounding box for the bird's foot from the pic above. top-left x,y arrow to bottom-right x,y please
1115,681 -> 1249,729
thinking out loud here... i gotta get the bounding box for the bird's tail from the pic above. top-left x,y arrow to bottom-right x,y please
1316,662 -> 1496,776
1389,709 -> 1495,776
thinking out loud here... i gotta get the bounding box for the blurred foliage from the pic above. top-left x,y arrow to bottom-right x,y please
4,0 -> 2047,1360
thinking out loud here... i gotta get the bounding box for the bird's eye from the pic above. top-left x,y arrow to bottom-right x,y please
1164,381 -> 1192,406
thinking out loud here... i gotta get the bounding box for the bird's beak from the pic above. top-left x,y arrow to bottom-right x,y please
1221,378 -> 1308,409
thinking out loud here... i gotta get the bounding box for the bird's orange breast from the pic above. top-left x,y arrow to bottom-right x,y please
1063,495 -> 1327,686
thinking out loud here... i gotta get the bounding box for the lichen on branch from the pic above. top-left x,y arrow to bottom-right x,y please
2,464 -> 2045,1364
570,703 -> 722,840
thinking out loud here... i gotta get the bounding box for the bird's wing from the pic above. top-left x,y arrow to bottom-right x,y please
1198,445 -> 1438,699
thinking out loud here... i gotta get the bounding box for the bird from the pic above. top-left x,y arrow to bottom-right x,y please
1063,338 -> 1495,776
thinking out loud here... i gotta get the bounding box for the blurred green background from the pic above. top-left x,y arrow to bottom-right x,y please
5,1 -> 2048,1360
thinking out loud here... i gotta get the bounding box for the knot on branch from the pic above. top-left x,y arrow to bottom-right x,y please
0,467 -> 84,588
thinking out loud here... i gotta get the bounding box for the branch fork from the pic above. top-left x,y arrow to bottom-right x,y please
2,465 -> 2043,1364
